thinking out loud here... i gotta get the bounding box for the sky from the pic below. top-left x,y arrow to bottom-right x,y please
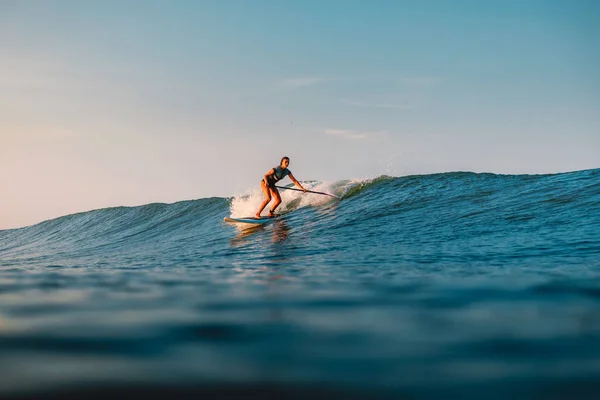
1,0 -> 599,229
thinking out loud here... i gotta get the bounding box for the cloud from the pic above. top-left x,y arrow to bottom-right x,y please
0,57 -> 112,92
337,99 -> 366,107
401,76 -> 442,86
338,98 -> 412,110
279,77 -> 323,90
324,128 -> 386,141
374,103 -> 412,109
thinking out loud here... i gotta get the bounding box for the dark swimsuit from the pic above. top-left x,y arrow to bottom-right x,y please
264,166 -> 290,188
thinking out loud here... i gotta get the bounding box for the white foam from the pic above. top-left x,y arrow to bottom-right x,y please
228,181 -> 347,218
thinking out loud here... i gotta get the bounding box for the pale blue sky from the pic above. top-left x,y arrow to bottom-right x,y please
1,0 -> 599,229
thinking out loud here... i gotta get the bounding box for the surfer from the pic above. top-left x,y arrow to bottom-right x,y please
255,156 -> 307,218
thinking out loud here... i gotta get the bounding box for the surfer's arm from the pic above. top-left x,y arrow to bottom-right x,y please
288,173 -> 307,192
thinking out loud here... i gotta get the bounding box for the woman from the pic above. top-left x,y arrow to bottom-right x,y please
255,157 -> 306,218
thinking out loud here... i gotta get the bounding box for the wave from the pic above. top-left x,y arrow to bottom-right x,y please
1,169 -> 598,263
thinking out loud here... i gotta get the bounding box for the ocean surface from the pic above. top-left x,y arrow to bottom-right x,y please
1,169 -> 599,399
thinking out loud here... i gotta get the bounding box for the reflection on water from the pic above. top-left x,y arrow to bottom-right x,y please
227,220 -> 292,324
229,224 -> 265,247
228,220 -> 291,248
271,220 -> 290,244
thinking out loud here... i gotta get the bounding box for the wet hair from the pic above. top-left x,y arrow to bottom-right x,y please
281,156 -> 290,164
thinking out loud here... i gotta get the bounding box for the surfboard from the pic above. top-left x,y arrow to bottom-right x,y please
223,215 -> 280,225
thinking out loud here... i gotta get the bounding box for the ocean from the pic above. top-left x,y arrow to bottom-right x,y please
1,169 -> 599,399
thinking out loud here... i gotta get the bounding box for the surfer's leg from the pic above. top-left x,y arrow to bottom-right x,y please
269,188 -> 282,216
255,181 -> 272,218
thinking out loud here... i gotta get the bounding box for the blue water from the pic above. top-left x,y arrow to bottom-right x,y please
1,169 -> 599,399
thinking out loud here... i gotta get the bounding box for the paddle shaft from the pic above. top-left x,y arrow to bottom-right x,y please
275,185 -> 340,199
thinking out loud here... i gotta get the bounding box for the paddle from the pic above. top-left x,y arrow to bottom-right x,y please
275,185 -> 341,199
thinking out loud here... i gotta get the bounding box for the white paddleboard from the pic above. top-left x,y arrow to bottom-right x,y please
223,215 -> 280,225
